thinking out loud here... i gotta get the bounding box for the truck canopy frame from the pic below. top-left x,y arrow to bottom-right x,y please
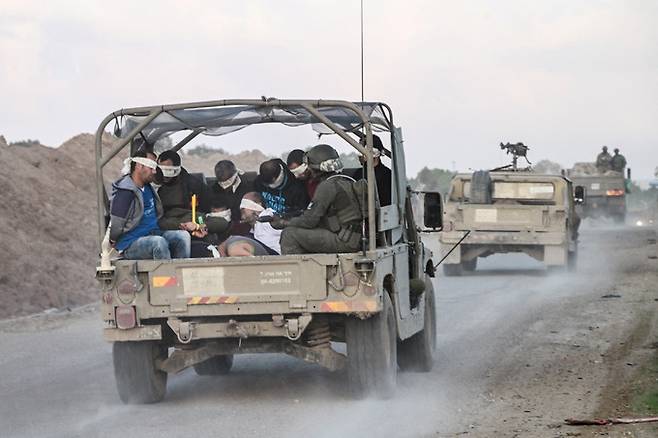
94,98 -> 396,252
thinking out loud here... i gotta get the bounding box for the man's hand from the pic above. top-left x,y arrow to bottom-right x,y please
179,221 -> 199,232
270,215 -> 289,230
191,228 -> 208,238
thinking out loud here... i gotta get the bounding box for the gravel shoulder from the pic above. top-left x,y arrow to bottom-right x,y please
469,226 -> 658,437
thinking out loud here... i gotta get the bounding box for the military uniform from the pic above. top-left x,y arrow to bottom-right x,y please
611,153 -> 627,172
596,150 -> 612,172
280,174 -> 362,254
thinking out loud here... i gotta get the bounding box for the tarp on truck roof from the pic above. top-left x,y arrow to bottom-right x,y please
115,102 -> 392,145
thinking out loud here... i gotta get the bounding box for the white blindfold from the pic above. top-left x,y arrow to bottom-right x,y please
131,157 -> 158,169
159,165 -> 181,178
240,198 -> 265,213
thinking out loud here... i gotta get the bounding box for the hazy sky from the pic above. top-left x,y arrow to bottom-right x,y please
1,0 -> 657,178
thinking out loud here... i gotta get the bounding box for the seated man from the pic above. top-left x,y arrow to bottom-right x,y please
276,144 -> 363,255
240,191 -> 281,254
157,150 -> 209,229
208,160 -> 255,235
287,149 -> 319,199
256,158 -> 309,216
109,151 -> 190,259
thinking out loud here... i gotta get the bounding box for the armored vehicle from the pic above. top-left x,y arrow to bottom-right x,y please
94,99 -> 443,403
566,162 -> 630,223
439,163 -> 581,275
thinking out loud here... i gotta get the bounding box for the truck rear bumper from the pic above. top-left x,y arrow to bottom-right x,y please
439,231 -> 569,265
440,230 -> 565,246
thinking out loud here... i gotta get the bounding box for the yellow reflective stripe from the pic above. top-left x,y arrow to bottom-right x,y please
152,276 -> 176,288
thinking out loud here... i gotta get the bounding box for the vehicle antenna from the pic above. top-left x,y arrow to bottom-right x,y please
360,0 -> 364,102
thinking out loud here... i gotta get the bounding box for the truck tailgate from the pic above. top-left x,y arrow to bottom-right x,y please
145,257 -> 328,306
460,205 -> 551,231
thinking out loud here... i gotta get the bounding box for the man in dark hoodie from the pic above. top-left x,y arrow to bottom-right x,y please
109,151 -> 191,259
156,150 -> 209,229
256,158 -> 309,216
208,160 -> 255,235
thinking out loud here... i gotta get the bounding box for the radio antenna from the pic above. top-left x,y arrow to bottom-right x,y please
360,0 -> 364,102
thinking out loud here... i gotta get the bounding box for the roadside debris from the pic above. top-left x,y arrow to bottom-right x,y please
565,416 -> 658,426
600,294 -> 622,299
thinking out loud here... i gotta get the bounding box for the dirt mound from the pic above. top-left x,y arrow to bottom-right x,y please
0,134 -> 271,319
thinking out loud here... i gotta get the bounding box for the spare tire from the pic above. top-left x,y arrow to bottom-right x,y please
470,170 -> 492,204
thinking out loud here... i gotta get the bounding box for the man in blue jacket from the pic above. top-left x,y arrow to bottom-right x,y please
109,151 -> 191,259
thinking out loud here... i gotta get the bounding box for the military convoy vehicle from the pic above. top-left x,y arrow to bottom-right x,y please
94,99 -> 443,403
566,163 -> 630,223
439,144 -> 582,275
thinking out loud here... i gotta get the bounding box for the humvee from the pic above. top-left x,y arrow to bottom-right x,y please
94,99 -> 443,403
566,163 -> 630,224
439,171 -> 581,275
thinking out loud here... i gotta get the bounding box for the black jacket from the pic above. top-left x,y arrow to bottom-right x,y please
157,168 -> 209,229
353,163 -> 392,206
255,159 -> 309,216
207,172 -> 256,223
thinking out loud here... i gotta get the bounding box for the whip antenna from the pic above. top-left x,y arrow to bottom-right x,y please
360,0 -> 364,102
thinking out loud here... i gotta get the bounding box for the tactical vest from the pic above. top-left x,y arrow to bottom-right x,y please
324,175 -> 363,235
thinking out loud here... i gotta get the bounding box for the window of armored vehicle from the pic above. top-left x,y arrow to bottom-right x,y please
492,182 -> 555,200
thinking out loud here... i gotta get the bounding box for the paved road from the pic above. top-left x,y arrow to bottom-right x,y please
0,228 -> 646,438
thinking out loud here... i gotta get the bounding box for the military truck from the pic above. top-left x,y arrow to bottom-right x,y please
94,99 -> 443,403
439,164 -> 582,275
566,162 -> 630,223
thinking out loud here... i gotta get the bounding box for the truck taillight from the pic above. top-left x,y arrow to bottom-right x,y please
115,306 -> 136,330
606,189 -> 624,197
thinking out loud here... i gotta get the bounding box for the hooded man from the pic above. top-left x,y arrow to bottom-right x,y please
255,158 -> 309,216
109,150 -> 191,259
287,149 -> 319,199
352,135 -> 392,206
208,160 -> 255,235
156,150 -> 210,230
240,192 -> 281,254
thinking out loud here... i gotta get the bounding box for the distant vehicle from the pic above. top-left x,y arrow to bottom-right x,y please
565,163 -> 630,223
94,98 -> 442,403
439,146 -> 582,275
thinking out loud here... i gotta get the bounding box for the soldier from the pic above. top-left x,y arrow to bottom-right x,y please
596,146 -> 612,172
610,148 -> 627,172
276,144 -> 363,254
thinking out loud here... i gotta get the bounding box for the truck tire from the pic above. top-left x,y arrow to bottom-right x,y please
346,292 -> 397,399
443,263 -> 463,277
113,341 -> 168,404
193,355 -> 234,376
398,276 -> 437,372
462,258 -> 477,272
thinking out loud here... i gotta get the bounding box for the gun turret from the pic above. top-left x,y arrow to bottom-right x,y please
499,142 -> 532,171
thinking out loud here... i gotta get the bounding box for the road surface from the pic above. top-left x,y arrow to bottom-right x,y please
1,227 -> 656,437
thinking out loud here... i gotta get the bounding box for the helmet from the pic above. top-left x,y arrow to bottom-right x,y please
305,144 -> 343,173
602,145 -> 608,152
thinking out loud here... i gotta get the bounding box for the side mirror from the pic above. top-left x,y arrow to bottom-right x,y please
574,185 -> 585,205
423,192 -> 443,230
